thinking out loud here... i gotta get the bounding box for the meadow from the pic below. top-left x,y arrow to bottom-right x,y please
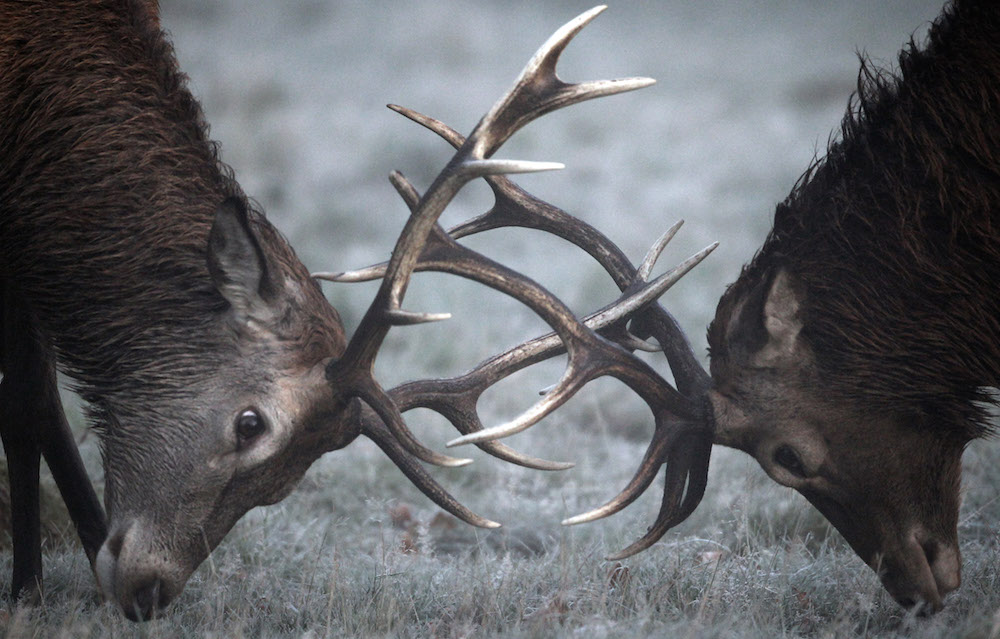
4,1 -> 1000,637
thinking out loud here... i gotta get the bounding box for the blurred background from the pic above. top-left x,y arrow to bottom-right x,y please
155,0 -> 943,369
148,0 -> 949,539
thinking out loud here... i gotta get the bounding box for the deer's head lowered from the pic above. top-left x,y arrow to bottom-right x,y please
89,6 -> 716,620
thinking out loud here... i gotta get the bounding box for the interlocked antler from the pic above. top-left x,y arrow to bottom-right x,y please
319,7 -> 717,556
316,5 -> 666,529
384,109 -> 717,557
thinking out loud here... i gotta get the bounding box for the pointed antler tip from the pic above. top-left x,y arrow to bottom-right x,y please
561,514 -> 588,527
386,309 -> 452,325
462,159 -> 564,178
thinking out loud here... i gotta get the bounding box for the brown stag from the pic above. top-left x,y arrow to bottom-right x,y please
446,0 -> 999,614
0,1 -> 713,621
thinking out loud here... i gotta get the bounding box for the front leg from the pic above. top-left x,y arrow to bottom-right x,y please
1,284 -> 106,598
0,381 -> 43,602
37,373 -> 107,568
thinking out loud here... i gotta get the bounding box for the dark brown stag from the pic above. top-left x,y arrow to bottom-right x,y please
447,0 -> 1000,614
704,0 -> 1000,610
0,1 -> 714,621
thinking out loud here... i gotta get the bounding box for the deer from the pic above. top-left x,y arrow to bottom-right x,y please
0,1 -> 716,622
443,0 -> 1000,615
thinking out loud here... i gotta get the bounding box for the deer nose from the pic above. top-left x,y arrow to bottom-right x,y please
122,577 -> 165,621
923,538 -> 961,598
95,521 -> 173,621
878,535 -> 960,613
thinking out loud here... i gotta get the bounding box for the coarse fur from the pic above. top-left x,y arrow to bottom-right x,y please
706,0 -> 1000,611
710,0 -> 1000,437
0,0 -> 341,403
0,0 -> 349,619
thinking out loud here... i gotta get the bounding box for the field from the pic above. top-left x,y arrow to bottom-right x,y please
4,1 -> 1000,637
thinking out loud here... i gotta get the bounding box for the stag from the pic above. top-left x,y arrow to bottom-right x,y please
0,1 -> 714,621
444,0 -> 1000,614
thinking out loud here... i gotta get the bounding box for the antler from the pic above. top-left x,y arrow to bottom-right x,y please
445,113 -> 716,557
317,6 -> 687,529
320,8 -> 717,554
333,106 -> 717,555
450,144 -> 716,558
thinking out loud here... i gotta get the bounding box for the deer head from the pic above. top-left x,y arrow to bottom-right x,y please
704,266 -> 965,612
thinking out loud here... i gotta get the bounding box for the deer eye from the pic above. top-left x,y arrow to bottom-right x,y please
235,409 -> 266,448
774,445 -> 807,478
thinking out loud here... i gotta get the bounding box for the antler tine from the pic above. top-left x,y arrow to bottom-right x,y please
638,220 -> 685,281
385,103 -> 709,398
560,414 -> 708,527
605,432 -> 712,560
324,6 -> 644,468
561,426 -> 677,526
387,379 -> 574,472
559,422 -> 711,559
468,5 -> 655,158
359,410 -> 499,529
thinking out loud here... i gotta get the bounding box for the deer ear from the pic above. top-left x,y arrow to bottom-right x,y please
751,268 -> 803,368
207,197 -> 275,322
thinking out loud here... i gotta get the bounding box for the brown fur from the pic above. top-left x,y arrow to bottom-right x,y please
710,0 -> 1000,438
0,0 -> 348,616
0,0 -> 341,407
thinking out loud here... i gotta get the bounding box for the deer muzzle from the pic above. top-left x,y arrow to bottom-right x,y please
95,520 -> 187,621
876,532 -> 961,613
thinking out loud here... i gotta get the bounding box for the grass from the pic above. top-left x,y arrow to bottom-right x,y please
2,410 -> 1000,638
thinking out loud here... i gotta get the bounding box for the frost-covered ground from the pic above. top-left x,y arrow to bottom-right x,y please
8,1 -> 1000,637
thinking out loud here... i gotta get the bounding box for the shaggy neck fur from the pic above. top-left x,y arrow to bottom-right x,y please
712,0 -> 1000,436
0,1 -> 336,410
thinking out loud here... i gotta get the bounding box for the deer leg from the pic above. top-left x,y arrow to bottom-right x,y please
0,284 -> 106,599
0,283 -> 43,600
0,367 -> 44,601
36,368 -> 107,568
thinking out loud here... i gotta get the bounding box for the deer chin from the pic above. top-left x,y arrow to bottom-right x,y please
875,533 -> 960,614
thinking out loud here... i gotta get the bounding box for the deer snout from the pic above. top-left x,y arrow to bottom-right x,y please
876,533 -> 960,613
96,521 -> 182,621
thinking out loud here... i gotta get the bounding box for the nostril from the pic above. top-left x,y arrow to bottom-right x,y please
127,578 -> 163,622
